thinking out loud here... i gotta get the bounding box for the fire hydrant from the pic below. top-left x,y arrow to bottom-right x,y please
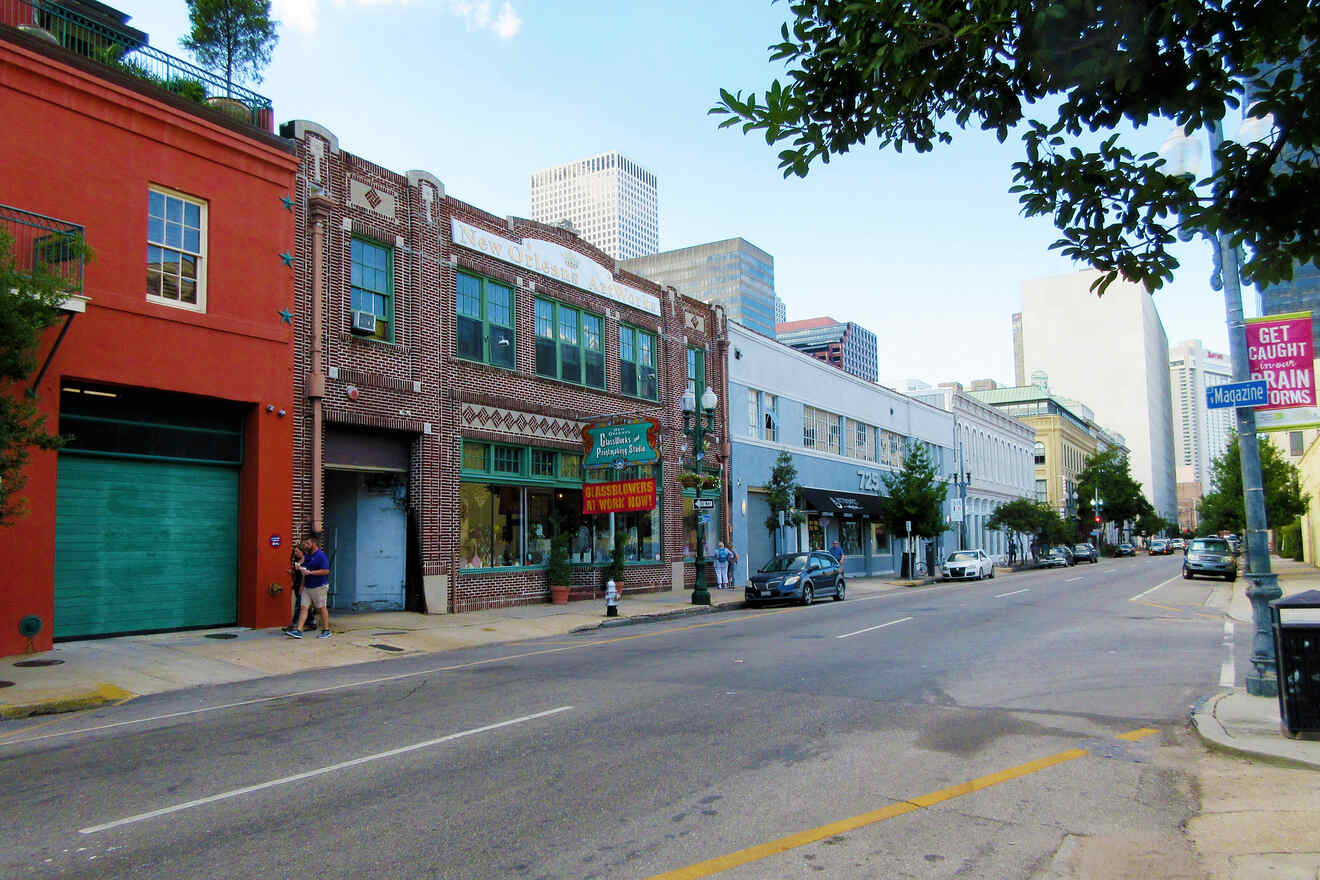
605,579 -> 619,617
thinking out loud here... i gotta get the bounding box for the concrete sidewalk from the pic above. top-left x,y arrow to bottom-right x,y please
1191,555 -> 1320,769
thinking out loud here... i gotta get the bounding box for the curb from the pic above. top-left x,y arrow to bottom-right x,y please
0,682 -> 136,720
1189,691 -> 1320,771
571,600 -> 747,633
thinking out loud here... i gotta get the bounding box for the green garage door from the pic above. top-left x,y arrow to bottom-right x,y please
54,455 -> 238,639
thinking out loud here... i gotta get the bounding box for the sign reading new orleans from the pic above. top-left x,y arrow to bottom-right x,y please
582,479 -> 658,515
450,218 -> 660,316
582,419 -> 660,470
1247,312 -> 1315,409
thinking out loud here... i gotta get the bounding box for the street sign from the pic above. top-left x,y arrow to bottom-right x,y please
694,498 -> 715,510
1206,379 -> 1269,410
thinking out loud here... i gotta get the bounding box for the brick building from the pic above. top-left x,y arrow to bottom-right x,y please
0,2 -> 298,653
284,122 -> 728,613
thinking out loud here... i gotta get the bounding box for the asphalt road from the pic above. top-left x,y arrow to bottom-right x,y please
0,555 -> 1236,879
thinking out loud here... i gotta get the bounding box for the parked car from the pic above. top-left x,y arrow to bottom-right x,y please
1225,534 -> 1242,556
1115,542 -> 1136,557
1148,539 -> 1169,555
940,549 -> 995,580
746,552 -> 845,607
1183,537 -> 1238,581
1072,543 -> 1098,563
1040,546 -> 1074,567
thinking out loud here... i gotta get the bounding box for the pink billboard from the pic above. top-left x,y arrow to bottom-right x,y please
1247,313 -> 1315,410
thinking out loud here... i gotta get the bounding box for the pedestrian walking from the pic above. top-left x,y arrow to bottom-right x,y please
713,541 -> 732,589
288,545 -> 309,632
830,538 -> 845,566
285,535 -> 331,639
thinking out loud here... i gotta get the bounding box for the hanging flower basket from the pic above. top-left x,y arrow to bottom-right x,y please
679,472 -> 701,489
700,475 -> 721,490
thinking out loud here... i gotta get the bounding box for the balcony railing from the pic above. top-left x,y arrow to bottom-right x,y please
1,0 -> 274,130
0,203 -> 85,294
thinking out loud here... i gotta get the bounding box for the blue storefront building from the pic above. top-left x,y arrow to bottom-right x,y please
726,324 -> 955,583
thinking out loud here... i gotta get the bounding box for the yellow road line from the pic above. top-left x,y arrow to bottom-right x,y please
643,727 -> 1160,880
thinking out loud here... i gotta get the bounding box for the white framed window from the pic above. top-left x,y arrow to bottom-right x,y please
147,186 -> 207,311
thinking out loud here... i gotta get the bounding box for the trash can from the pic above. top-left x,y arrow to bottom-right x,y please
1270,589 -> 1320,739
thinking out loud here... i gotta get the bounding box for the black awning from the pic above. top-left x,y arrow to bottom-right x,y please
800,487 -> 884,519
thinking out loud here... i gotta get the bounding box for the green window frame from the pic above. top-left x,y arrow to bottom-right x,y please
461,440 -> 585,486
620,325 -> 658,400
350,237 -> 393,341
535,298 -> 605,389
686,346 -> 705,400
456,271 -> 515,369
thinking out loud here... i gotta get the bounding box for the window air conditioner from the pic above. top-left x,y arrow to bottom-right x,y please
351,310 -> 377,334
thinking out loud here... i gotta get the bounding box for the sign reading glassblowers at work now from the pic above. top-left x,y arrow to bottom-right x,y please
1247,312 -> 1315,409
580,418 -> 661,514
583,479 -> 659,514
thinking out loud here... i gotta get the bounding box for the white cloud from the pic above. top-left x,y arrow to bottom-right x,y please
274,0 -> 521,39
447,0 -> 523,39
273,0 -> 319,33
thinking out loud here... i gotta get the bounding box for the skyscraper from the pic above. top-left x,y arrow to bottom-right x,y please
529,152 -> 658,260
1169,339 -> 1235,486
622,238 -> 777,337
776,317 -> 879,383
1258,262 -> 1320,351
1016,271 -> 1178,519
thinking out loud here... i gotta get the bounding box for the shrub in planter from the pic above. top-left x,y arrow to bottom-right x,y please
601,530 -> 627,593
165,77 -> 208,103
547,532 -> 572,605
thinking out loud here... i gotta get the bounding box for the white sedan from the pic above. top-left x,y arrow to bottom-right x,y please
940,549 -> 995,580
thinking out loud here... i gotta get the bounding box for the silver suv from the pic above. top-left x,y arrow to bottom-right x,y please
1183,537 -> 1238,581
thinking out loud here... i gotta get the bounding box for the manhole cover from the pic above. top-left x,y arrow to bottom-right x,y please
13,659 -> 64,668
372,631 -> 408,636
369,643 -> 404,652
205,633 -> 238,640
0,681 -> 13,688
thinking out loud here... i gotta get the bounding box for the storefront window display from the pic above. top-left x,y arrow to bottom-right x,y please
807,517 -> 825,551
871,523 -> 891,555
460,442 -> 662,569
841,520 -> 863,556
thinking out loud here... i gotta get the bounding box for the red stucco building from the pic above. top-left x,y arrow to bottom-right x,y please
0,2 -> 298,654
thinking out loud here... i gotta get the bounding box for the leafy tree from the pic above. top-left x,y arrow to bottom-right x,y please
0,228 -> 88,525
181,0 -> 279,96
1199,434 -> 1308,533
1134,512 -> 1177,538
763,450 -> 807,544
712,1 -> 1320,294
1074,448 -> 1154,538
876,442 -> 947,540
987,497 -> 1071,554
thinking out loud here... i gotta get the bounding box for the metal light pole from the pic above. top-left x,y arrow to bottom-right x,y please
683,385 -> 719,606
1164,118 -> 1280,696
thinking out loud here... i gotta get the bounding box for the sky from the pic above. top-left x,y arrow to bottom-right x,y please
126,0 -> 1248,392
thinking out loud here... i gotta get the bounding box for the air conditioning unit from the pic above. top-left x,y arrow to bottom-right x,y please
351,310 -> 377,334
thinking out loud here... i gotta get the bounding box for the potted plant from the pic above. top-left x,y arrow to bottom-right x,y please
547,531 -> 572,605
678,471 -> 701,489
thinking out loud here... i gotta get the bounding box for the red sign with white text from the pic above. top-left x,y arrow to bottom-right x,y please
582,479 -> 657,515
1247,313 -> 1314,410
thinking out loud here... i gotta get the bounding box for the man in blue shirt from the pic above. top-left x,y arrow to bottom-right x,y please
285,535 -> 331,639
830,539 -> 845,567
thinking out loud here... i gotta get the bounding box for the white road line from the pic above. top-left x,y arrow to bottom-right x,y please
836,617 -> 912,639
1104,568 -> 1118,573
1065,576 -> 1084,582
1219,621 -> 1236,687
1129,575 -> 1181,601
993,589 -> 1029,598
79,706 -> 574,834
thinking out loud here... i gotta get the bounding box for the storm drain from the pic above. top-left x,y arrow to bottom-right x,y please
13,659 -> 64,668
369,643 -> 404,652
205,633 -> 238,640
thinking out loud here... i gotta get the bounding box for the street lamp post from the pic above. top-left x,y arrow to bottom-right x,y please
683,385 -> 719,606
1163,116 -> 1280,696
949,469 -> 970,550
